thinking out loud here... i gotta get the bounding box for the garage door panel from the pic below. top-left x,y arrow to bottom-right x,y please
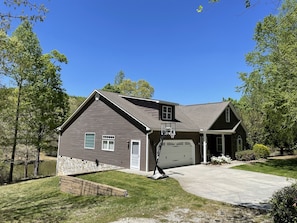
159,140 -> 195,169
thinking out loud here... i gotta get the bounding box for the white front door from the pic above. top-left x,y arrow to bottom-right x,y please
130,140 -> 141,170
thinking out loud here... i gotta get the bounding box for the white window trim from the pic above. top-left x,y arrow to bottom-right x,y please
237,135 -> 243,151
102,135 -> 115,151
162,105 -> 172,120
225,107 -> 230,123
84,132 -> 95,149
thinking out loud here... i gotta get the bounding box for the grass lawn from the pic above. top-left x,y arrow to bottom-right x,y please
232,157 -> 297,179
0,171 -> 205,223
0,170 -> 270,223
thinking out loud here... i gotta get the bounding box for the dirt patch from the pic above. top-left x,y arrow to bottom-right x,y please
111,206 -> 271,223
269,155 -> 297,160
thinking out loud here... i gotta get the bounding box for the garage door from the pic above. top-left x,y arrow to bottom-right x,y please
158,140 -> 195,169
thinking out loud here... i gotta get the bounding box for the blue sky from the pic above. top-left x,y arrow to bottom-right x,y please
9,0 -> 279,104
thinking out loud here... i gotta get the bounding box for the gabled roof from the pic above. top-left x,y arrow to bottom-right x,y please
179,101 -> 231,131
59,90 -> 199,133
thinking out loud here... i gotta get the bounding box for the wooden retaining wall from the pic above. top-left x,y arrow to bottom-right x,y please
60,176 -> 128,197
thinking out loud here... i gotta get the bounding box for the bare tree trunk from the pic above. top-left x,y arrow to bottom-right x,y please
8,83 -> 22,183
34,125 -> 42,177
24,147 -> 28,178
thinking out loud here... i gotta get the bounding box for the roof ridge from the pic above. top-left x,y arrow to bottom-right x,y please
181,101 -> 229,107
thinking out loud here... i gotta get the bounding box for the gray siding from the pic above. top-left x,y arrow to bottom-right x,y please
59,97 -> 147,170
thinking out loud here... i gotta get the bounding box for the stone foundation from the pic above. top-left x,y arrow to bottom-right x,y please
56,155 -> 121,176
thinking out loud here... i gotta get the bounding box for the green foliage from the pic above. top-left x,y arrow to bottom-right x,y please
68,96 -> 86,115
235,150 -> 256,161
0,0 -> 48,30
0,21 -> 69,180
102,70 -> 154,99
252,144 -> 270,159
270,183 -> 297,223
238,0 -> 297,148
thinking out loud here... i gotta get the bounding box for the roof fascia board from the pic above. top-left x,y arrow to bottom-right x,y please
202,121 -> 242,135
59,90 -> 151,132
207,101 -> 230,130
58,90 -> 98,131
101,91 -> 151,131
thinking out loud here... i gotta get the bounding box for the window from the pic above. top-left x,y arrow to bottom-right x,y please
162,105 -> 172,120
225,107 -> 230,123
216,136 -> 222,153
102,135 -> 115,151
237,135 -> 243,151
84,133 -> 95,149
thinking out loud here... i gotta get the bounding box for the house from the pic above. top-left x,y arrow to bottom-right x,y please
56,90 -> 247,176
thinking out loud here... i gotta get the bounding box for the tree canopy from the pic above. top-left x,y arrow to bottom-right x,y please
102,71 -> 155,99
0,21 -> 69,182
238,0 -> 297,149
0,0 -> 48,30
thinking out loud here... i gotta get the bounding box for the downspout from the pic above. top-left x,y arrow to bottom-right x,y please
146,129 -> 153,172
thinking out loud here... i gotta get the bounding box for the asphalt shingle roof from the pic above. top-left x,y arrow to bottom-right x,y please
60,90 -> 230,133
179,102 -> 230,130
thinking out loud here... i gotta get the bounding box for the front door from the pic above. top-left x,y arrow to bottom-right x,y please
130,140 -> 141,170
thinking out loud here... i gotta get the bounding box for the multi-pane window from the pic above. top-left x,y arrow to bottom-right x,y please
84,133 -> 95,149
162,105 -> 172,120
102,135 -> 115,151
225,107 -> 230,123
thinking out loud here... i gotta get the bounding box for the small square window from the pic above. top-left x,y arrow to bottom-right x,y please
162,105 -> 172,120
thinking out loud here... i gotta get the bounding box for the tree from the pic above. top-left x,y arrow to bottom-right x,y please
102,71 -> 155,98
0,0 -> 48,30
0,21 -> 42,182
24,50 -> 69,176
239,0 -> 297,150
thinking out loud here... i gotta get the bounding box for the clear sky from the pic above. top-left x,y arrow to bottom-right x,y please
9,0 -> 279,105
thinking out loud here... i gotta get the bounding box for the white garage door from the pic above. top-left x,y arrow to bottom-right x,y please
158,140 -> 195,169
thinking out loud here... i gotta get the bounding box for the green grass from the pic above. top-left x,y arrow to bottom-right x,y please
232,158 -> 297,179
0,171 -> 210,223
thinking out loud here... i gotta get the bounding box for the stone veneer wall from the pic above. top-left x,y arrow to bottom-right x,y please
56,156 -> 121,176
60,176 -> 128,197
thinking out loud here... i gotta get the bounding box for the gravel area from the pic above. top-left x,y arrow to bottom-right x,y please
110,206 -> 272,223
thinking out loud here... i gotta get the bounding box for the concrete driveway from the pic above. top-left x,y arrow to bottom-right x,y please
163,162 -> 294,209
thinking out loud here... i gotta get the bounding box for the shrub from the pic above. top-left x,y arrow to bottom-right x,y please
235,150 -> 255,161
270,183 -> 297,223
210,155 -> 232,165
253,144 -> 270,159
